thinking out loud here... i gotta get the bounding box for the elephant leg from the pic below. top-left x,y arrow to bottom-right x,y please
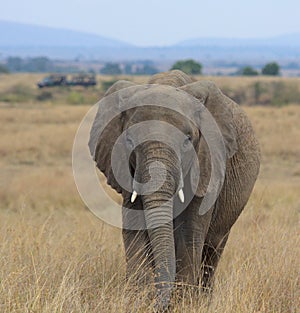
200,163 -> 256,292
174,224 -> 203,287
201,232 -> 229,292
174,198 -> 213,287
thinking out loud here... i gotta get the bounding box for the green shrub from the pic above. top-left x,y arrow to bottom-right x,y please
262,62 -> 280,76
240,66 -> 259,76
250,81 -> 300,106
271,81 -> 300,106
253,82 -> 267,104
171,59 -> 202,75
67,91 -> 84,105
0,84 -> 33,102
36,91 -> 53,101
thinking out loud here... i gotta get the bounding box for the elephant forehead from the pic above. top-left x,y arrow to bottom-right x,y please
124,120 -> 189,149
123,84 -> 199,116
89,84 -> 202,157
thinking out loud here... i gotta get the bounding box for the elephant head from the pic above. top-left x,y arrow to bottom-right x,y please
88,72 -> 237,310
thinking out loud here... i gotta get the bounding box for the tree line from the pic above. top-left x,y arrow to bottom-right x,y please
97,59 -> 281,76
0,57 -> 160,75
0,56 -> 281,76
100,61 -> 159,75
170,59 -> 281,76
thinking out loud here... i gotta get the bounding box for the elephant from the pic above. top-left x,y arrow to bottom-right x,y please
88,70 -> 260,311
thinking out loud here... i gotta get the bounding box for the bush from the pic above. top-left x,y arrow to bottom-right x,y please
251,81 -> 297,106
171,59 -> 202,75
67,92 -> 84,105
36,91 -> 53,101
271,81 -> 300,106
0,84 -> 33,102
240,66 -> 259,76
262,62 -> 280,76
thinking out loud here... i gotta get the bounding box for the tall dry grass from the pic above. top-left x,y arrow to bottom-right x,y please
0,76 -> 299,312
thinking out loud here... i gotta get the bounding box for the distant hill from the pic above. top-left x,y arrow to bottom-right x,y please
176,33 -> 300,47
0,20 -> 131,47
0,20 -> 299,64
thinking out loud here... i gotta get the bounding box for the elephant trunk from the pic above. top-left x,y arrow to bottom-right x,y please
143,194 -> 175,310
135,143 -> 180,310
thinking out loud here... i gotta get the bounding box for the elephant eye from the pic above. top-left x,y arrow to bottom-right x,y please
125,136 -> 135,149
183,134 -> 192,148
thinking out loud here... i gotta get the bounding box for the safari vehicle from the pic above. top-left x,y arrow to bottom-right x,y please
68,74 -> 97,87
37,75 -> 67,88
37,74 -> 97,88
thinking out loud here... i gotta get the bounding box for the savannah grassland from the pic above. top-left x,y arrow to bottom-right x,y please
0,74 -> 299,312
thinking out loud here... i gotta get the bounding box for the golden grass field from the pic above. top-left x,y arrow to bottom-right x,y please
0,74 -> 299,312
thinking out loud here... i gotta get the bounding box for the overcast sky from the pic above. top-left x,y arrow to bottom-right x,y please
1,0 -> 299,46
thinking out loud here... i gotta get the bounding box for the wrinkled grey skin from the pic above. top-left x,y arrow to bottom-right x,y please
89,70 -> 260,311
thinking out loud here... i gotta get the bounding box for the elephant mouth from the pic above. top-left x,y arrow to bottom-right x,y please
130,188 -> 185,204
128,150 -> 185,205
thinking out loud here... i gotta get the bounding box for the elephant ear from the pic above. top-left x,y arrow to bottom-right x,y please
88,80 -> 136,194
181,81 -> 238,198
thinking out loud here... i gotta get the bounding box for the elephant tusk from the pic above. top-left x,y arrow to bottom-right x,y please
131,190 -> 138,203
178,189 -> 184,203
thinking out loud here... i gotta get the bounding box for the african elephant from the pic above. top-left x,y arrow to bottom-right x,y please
88,70 -> 260,311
